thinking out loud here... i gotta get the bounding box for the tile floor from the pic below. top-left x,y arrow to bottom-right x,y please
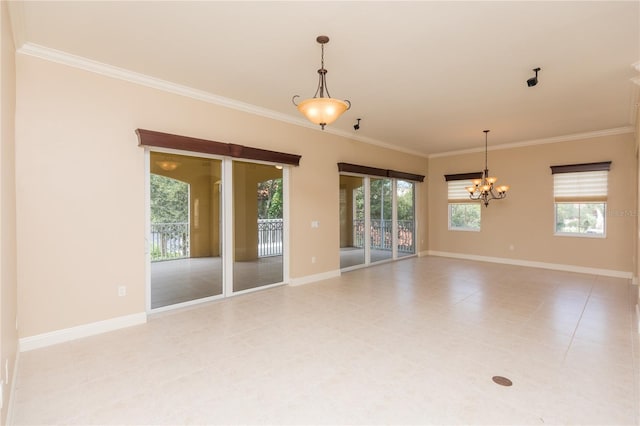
151,256 -> 283,308
11,256 -> 640,425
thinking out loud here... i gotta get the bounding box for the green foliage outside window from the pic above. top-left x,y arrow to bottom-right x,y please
354,179 -> 415,221
449,203 -> 480,231
150,174 -> 189,223
555,202 -> 605,236
257,178 -> 283,219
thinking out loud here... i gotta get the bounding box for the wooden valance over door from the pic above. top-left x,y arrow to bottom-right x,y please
136,129 -> 302,166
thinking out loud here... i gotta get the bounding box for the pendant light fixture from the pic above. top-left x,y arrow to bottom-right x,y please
292,35 -> 351,130
466,130 -> 510,207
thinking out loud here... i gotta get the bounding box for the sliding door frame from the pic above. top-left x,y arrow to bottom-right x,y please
145,147 -> 290,313
339,172 -> 419,272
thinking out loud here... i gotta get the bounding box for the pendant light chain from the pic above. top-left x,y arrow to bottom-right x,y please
484,130 -> 489,175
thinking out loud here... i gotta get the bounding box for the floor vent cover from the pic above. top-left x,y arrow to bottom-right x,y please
492,376 -> 513,386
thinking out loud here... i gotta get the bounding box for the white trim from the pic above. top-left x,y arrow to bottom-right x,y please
632,276 -> 638,286
223,158 -> 233,296
149,293 -> 225,314
144,149 -> 151,312
18,313 -> 147,352
364,176 -> 371,265
630,78 -> 640,125
16,43 -> 428,159
283,166 -> 291,284
426,250 -> 633,279
636,304 -> 640,334
428,127 -> 635,159
289,270 -> 341,286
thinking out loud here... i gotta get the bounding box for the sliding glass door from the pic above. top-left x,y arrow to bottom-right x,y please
150,152 -> 223,309
397,180 -> 415,258
339,175 -> 365,269
339,174 -> 417,270
233,161 -> 283,292
148,152 -> 287,311
370,177 -> 393,263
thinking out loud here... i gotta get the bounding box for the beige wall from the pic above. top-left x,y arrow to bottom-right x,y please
14,55 -> 428,338
0,1 -> 18,423
428,133 -> 636,274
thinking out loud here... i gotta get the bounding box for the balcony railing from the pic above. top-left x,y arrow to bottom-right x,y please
258,218 -> 283,257
151,218 -> 409,262
150,222 -> 189,261
353,219 -> 414,253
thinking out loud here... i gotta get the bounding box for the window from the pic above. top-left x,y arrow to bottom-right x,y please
552,162 -> 610,237
447,179 -> 480,231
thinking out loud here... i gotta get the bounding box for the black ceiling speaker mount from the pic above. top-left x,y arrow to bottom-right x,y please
527,67 -> 541,87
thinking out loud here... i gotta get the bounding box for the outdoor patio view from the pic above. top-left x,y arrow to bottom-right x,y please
149,154 -> 285,309
340,175 -> 415,269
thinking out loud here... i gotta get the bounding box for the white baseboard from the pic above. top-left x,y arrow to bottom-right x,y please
19,312 -> 147,352
426,250 -> 633,279
289,270 -> 341,286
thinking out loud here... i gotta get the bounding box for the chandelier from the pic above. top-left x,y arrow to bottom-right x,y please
292,35 -> 350,130
466,130 -> 509,207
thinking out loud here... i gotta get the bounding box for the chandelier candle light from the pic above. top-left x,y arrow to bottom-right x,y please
466,130 -> 510,207
292,35 -> 351,130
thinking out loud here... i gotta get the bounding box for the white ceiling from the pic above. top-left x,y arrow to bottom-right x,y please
8,1 -> 640,156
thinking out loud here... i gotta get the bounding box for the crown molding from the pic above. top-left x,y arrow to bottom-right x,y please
428,126 -> 636,159
6,0 -> 26,49
16,43 -> 429,159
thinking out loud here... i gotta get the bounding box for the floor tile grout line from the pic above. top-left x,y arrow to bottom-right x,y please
562,283 -> 594,364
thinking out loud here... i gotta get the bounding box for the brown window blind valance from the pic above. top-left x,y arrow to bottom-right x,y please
444,172 -> 482,181
337,162 -> 425,182
550,161 -> 611,174
136,129 -> 302,166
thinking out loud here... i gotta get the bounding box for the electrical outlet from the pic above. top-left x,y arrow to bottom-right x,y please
118,286 -> 127,297
311,256 -> 317,264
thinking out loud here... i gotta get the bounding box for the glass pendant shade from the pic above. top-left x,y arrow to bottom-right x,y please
296,97 -> 350,127
293,35 -> 350,129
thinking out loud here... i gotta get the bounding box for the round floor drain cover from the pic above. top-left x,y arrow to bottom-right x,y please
492,376 -> 513,386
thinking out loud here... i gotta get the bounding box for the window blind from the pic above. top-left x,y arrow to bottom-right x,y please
448,179 -> 475,202
553,170 -> 608,202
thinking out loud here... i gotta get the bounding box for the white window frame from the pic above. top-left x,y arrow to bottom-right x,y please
554,202 -> 607,239
553,169 -> 608,239
447,179 -> 481,232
